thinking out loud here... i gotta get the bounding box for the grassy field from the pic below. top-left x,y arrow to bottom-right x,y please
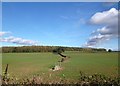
2,52 -> 118,82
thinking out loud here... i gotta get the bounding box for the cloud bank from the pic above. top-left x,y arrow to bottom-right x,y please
0,31 -> 38,45
85,8 -> 118,47
0,31 -> 11,37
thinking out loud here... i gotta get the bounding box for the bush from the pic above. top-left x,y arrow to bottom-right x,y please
2,72 -> 120,85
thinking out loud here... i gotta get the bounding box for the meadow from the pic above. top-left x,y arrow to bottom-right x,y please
2,51 -> 118,82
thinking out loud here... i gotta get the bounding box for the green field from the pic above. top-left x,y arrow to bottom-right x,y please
2,52 -> 118,81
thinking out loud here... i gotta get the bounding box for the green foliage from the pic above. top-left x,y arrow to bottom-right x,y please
53,47 -> 65,54
108,49 -> 112,52
1,46 -> 107,53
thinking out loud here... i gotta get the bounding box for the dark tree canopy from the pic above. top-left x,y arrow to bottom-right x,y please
108,49 -> 112,52
53,47 -> 64,54
53,47 -> 67,58
1,46 -> 107,53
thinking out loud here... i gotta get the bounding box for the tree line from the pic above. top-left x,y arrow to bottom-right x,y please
0,46 -> 107,53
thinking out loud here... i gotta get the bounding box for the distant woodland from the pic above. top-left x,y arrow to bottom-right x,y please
1,46 -> 107,53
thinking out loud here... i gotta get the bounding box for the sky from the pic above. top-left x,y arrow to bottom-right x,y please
1,2 -> 119,50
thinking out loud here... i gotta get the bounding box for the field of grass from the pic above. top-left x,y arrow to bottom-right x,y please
2,52 -> 118,82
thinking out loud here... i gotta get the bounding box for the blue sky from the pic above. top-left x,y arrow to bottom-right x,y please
1,2 -> 118,50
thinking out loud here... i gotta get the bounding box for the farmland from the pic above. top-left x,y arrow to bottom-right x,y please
2,51 -> 118,82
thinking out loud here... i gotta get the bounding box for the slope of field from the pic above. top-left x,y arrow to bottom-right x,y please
2,52 -> 118,81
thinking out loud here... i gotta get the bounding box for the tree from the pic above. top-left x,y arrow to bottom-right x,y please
53,47 -> 66,57
53,47 -> 67,62
108,49 -> 112,52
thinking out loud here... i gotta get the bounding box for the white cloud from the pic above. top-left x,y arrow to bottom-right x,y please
93,25 -> 118,37
85,34 -> 112,47
90,8 -> 118,25
85,8 -> 118,47
0,31 -> 38,45
0,31 -> 11,37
